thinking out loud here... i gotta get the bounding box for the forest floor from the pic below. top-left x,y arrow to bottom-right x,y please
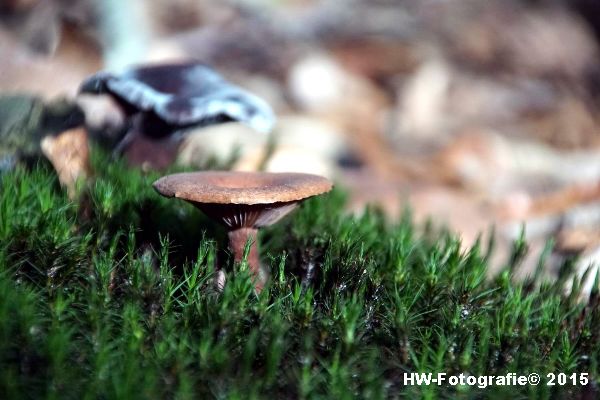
0,150 -> 598,399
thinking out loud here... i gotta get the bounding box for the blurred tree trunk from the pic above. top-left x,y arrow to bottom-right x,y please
95,0 -> 151,70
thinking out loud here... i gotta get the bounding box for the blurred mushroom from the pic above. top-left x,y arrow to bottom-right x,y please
40,127 -> 90,198
79,61 -> 276,169
153,171 -> 332,292
0,95 -> 88,195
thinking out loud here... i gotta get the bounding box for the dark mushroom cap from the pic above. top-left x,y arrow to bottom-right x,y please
153,171 -> 333,228
79,62 -> 275,134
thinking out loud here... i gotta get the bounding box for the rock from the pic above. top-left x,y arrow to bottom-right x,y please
0,95 -> 45,158
260,147 -> 335,177
396,58 -> 451,140
178,115 -> 348,178
177,122 -> 266,169
288,53 -> 352,112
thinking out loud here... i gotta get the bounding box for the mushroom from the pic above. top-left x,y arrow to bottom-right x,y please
40,127 -> 90,198
79,62 -> 275,169
153,171 -> 333,292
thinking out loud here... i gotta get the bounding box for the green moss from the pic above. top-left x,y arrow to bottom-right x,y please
0,149 -> 598,399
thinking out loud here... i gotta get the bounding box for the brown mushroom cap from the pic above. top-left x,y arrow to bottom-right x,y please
153,171 -> 333,205
153,171 -> 333,229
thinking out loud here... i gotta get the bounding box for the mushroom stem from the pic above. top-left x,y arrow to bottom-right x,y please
228,227 -> 263,292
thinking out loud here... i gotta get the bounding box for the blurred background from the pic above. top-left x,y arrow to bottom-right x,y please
2,0 -> 600,291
